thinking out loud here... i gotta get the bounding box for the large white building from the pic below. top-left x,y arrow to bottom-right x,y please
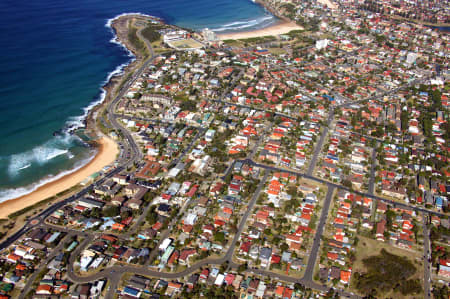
202,28 -> 217,42
163,30 -> 188,43
315,39 -> 329,50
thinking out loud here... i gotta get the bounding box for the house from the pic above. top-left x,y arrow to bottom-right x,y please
329,266 -> 341,281
340,269 -> 351,284
122,286 -> 141,298
239,241 -> 252,256
36,284 -> 53,295
376,219 -> 386,241
138,228 -> 157,240
111,196 -> 126,206
112,174 -> 128,185
125,198 -> 142,210
232,275 -> 243,290
214,274 -> 225,286
77,197 -> 104,210
259,247 -> 272,267
186,274 -> 199,289
199,269 -> 209,283
179,249 -> 197,266
166,282 -> 183,296
438,259 -> 450,278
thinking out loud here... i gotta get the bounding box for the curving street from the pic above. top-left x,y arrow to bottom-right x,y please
8,19 -> 439,299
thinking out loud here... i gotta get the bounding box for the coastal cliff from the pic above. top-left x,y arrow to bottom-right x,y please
254,0 -> 292,23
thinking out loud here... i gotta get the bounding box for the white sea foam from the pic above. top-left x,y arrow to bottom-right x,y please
0,12 -> 150,203
0,152 -> 96,203
211,15 -> 275,32
44,149 -> 69,161
7,136 -> 74,176
17,164 -> 31,171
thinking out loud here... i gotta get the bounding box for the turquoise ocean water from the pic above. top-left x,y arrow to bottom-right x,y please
0,0 -> 277,201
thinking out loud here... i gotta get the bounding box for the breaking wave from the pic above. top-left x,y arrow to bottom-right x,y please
210,14 -> 276,32
6,134 -> 77,177
0,151 -> 96,203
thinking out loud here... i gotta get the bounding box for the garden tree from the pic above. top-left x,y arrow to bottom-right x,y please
342,179 -> 352,189
280,243 -> 289,252
88,207 -> 101,218
324,287 -> 336,298
220,261 -> 229,272
432,284 -> 450,299
429,225 -> 442,242
385,122 -> 397,134
214,231 -> 226,244
287,185 -> 297,197
294,283 -> 305,292
400,108 -> 409,131
179,99 -> 197,111
385,209 -> 396,229
237,262 -> 248,273
103,205 -> 120,217
272,235 -> 281,246
372,125 -> 384,138
146,206 -> 158,224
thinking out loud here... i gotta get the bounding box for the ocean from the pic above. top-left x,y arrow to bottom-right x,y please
0,0 -> 277,202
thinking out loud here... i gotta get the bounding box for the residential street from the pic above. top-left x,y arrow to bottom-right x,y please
5,11 -> 444,299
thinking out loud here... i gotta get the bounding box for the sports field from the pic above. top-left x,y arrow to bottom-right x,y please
168,38 -> 203,49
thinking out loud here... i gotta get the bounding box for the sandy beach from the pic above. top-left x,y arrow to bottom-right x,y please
218,21 -> 303,40
0,137 -> 118,219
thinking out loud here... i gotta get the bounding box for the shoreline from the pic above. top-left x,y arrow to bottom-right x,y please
218,20 -> 302,40
0,6 -> 291,218
0,13 -> 148,219
0,137 -> 118,219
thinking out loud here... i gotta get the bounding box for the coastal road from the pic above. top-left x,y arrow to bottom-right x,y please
4,23 -> 159,298
0,166 -> 123,251
0,24 -> 158,252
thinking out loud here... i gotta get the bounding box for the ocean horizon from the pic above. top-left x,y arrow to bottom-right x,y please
0,0 -> 278,202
